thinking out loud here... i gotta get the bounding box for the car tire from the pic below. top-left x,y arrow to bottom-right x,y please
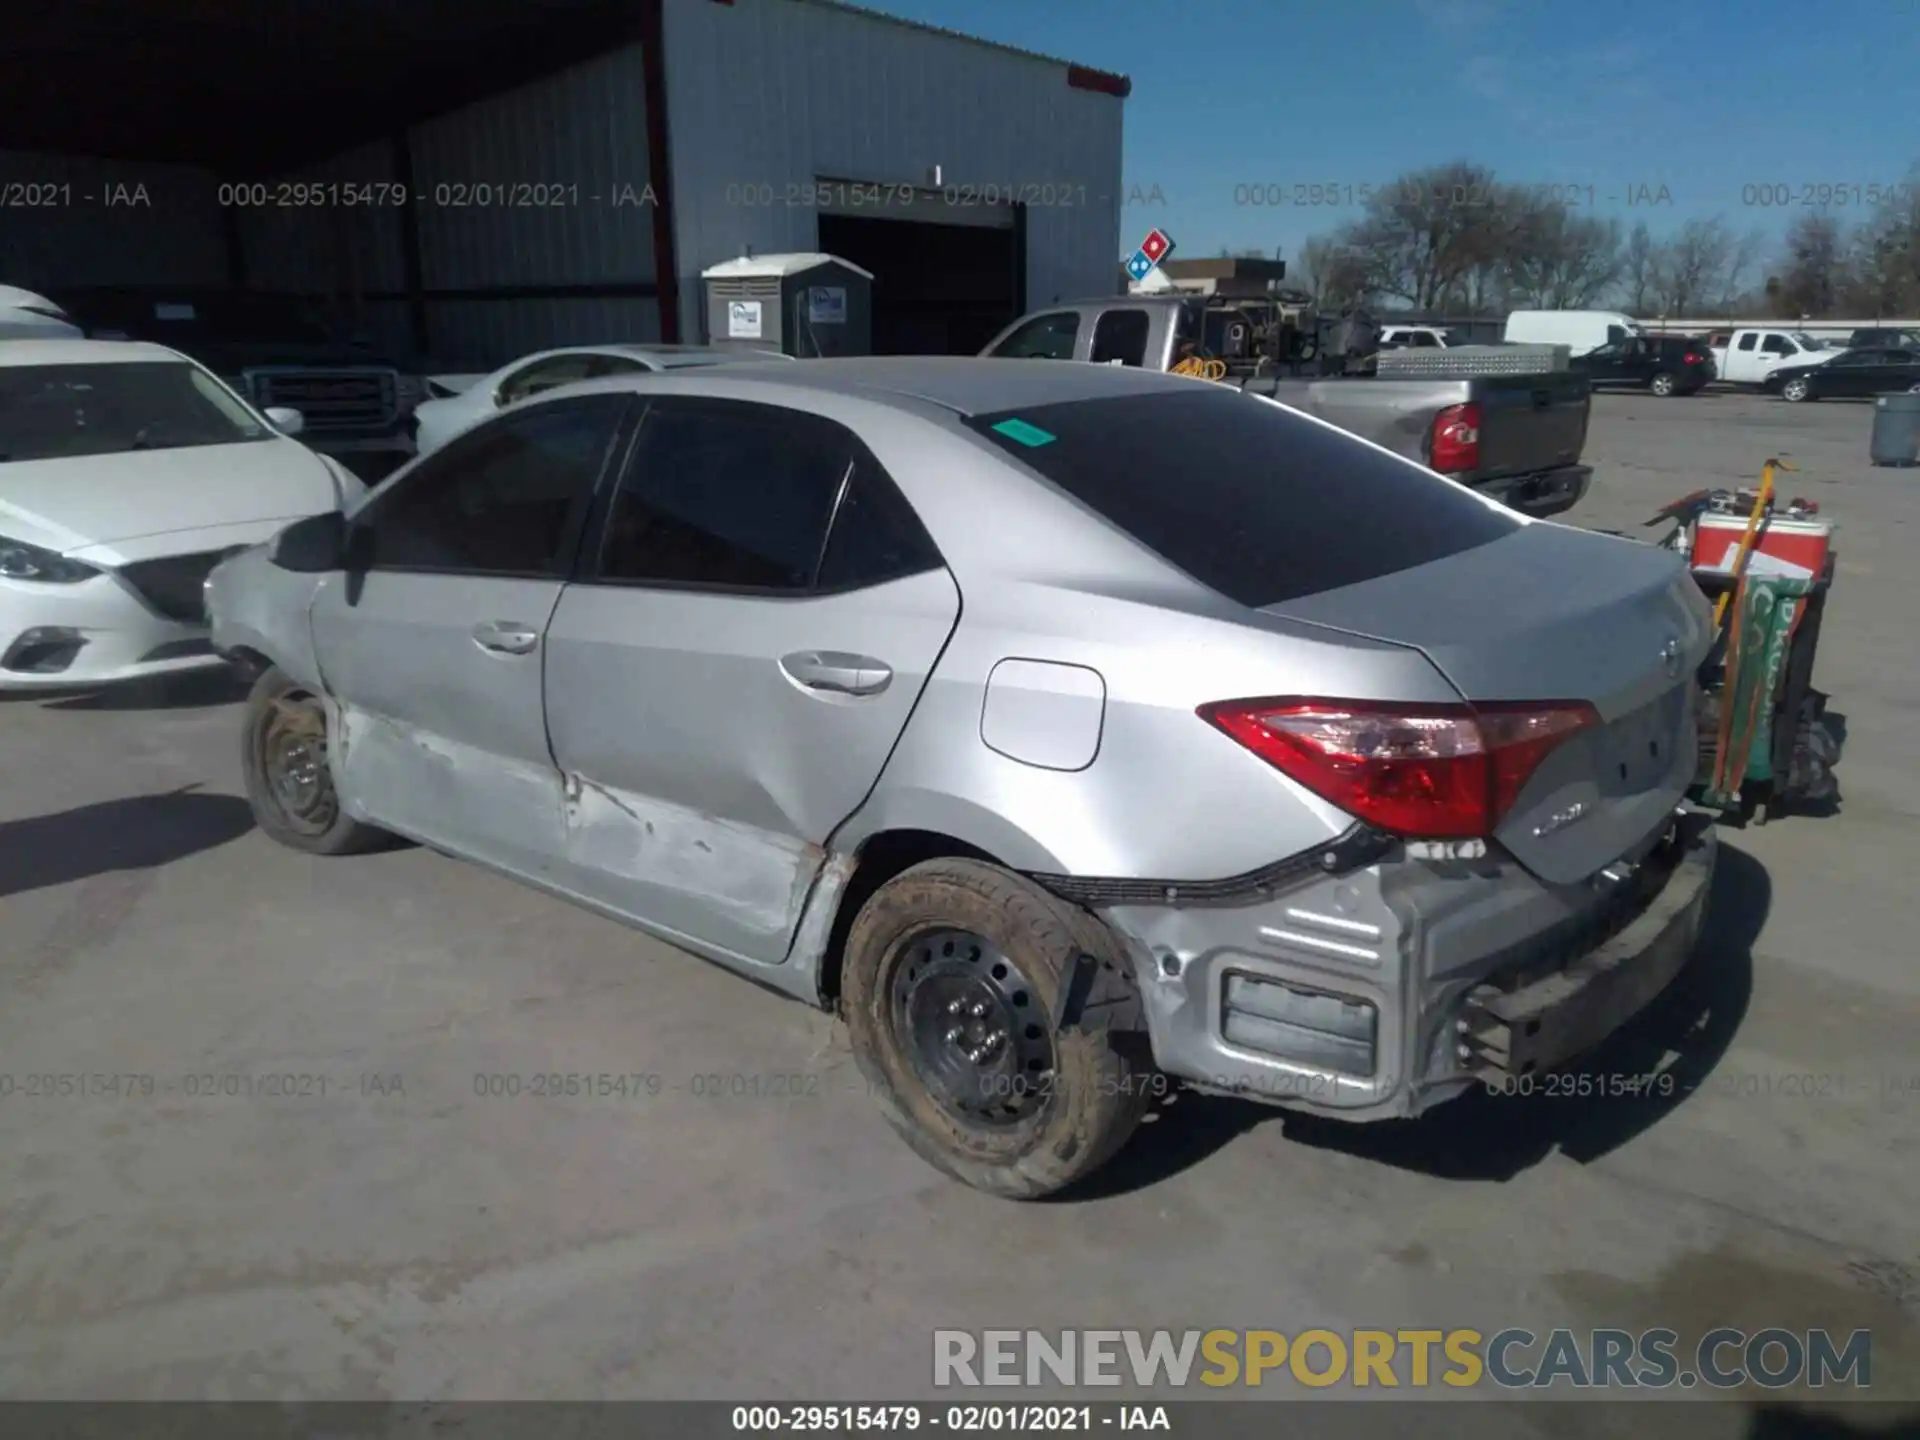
240,665 -> 397,856
1781,377 -> 1813,403
1649,372 -> 1677,397
842,857 -> 1153,1200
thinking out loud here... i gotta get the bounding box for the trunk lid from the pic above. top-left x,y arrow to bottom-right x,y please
1268,523 -> 1713,883
1465,372 -> 1590,482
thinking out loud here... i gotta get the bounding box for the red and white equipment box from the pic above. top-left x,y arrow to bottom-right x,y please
1690,512 -> 1834,582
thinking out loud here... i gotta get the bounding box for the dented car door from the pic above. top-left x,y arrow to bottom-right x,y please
540,395 -> 960,966
308,394 -> 630,873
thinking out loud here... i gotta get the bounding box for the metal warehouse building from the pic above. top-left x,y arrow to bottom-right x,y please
2,0 -> 1128,368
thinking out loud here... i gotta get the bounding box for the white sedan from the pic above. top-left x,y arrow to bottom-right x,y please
0,338 -> 364,691
409,343 -> 789,455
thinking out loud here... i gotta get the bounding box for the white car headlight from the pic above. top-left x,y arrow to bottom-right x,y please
0,535 -> 99,584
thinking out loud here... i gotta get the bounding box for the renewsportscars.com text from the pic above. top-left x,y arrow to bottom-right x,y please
933,1328 -> 1873,1391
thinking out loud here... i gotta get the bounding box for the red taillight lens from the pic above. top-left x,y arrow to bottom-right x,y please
1428,401 -> 1482,474
1197,698 -> 1599,839
1684,352 -> 1705,365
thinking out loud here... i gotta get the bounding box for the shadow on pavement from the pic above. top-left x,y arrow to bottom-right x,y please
0,785 -> 255,900
1076,842 -> 1770,1197
43,667 -> 250,712
1745,1405 -> 1920,1438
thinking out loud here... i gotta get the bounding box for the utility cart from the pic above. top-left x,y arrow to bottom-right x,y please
1644,462 -> 1841,824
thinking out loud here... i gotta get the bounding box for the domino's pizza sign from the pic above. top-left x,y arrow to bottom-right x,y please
1125,228 -> 1174,283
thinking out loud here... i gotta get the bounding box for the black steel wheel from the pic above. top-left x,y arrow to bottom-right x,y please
240,665 -> 398,855
843,857 -> 1154,1200
891,928 -> 1057,1128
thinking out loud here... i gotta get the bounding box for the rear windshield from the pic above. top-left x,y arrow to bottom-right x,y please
964,389 -> 1521,608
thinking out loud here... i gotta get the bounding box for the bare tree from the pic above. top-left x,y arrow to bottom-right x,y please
1296,234 -> 1372,309
1503,203 -> 1623,308
1336,161 -> 1508,310
1716,225 -> 1769,312
1652,217 -> 1736,318
1620,223 -> 1657,313
1776,212 -> 1848,318
1841,165 -> 1920,316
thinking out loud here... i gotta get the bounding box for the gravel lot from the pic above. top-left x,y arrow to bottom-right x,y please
2,389 -> 1916,1430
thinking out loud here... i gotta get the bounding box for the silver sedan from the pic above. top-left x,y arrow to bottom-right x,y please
208,357 -> 1718,1199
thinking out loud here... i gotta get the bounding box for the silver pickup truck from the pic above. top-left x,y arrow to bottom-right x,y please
981,295 -> 1594,517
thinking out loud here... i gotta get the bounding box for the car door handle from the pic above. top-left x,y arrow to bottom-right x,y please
472,621 -> 541,655
780,650 -> 892,697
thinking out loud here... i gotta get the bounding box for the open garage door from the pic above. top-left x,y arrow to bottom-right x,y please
817,205 -> 1023,357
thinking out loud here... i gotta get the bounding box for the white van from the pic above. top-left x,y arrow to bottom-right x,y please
1503,310 -> 1642,357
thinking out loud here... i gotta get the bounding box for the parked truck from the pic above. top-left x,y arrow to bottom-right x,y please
1700,327 -> 1842,387
46,286 -> 425,477
980,295 -> 1594,517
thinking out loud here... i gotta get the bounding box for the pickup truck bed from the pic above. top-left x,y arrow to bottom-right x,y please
978,296 -> 1595,518
1245,370 -> 1592,516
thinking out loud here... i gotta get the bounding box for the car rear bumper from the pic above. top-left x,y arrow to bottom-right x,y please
1090,812 -> 1716,1124
1474,463 -> 1592,518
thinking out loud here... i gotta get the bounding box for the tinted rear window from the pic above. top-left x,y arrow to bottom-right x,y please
964,389 -> 1521,608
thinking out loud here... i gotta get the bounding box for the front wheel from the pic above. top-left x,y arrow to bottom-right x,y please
842,858 -> 1153,1199
241,665 -> 398,855
1780,377 -> 1813,403
1649,372 -> 1677,397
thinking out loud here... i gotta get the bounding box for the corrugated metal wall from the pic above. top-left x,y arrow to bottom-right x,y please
407,45 -> 655,294
661,0 -> 1124,342
235,141 -> 408,297
230,44 -> 660,368
0,150 -> 227,288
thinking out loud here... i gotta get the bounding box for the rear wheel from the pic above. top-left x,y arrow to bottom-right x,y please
241,665 -> 397,855
1781,376 -> 1813,403
1649,372 -> 1677,397
842,858 -> 1152,1200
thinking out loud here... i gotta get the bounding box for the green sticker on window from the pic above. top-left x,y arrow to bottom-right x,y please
991,418 -> 1057,447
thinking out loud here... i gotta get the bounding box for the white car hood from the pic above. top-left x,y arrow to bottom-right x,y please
0,438 -> 339,552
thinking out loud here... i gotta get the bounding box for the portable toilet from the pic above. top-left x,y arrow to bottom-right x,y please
700,253 -> 873,358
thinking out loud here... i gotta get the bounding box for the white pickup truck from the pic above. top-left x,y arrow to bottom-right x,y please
1703,327 -> 1842,387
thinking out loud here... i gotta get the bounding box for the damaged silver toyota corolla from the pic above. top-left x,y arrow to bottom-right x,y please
207,356 -> 1718,1199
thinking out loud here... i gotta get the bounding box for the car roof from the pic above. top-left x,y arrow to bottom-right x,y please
0,338 -> 183,367
494,342 -> 787,374
547,355 -> 1203,415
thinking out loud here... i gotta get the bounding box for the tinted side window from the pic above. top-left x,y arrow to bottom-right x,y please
1605,325 -> 1628,345
365,397 -> 623,576
815,460 -> 943,592
1762,335 -> 1793,355
989,312 -> 1080,360
964,390 -> 1520,608
598,398 -> 853,591
1090,310 -> 1152,366
1737,334 -> 1758,351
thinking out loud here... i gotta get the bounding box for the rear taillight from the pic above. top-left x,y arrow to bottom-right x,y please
1198,698 -> 1599,839
1428,401 -> 1482,474
1684,352 -> 1705,365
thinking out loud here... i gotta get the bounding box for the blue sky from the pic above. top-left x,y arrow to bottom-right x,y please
868,0 -> 1920,263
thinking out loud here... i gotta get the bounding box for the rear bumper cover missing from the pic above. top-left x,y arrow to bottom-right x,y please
1460,814 -> 1716,1079
1091,812 -> 1717,1124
